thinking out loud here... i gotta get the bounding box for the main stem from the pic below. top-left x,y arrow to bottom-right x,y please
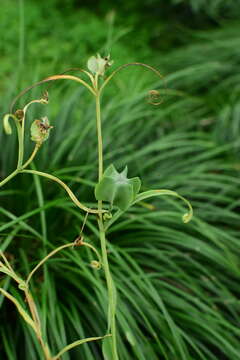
95,90 -> 118,360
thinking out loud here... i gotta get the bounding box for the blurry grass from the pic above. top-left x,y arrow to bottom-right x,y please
1,2 -> 240,359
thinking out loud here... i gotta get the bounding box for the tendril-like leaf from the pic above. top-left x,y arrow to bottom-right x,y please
99,62 -> 166,102
105,189 -> 193,231
10,74 -> 95,112
147,89 -> 163,106
53,334 -> 111,360
133,189 -> 193,223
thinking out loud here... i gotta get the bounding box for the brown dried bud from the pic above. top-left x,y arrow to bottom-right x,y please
42,91 -> 49,102
74,236 -> 84,246
15,109 -> 24,120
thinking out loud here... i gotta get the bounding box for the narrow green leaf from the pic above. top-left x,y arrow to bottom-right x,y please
102,335 -> 113,360
54,334 -> 111,360
0,288 -> 36,332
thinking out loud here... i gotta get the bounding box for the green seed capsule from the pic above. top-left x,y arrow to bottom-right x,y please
95,164 -> 141,211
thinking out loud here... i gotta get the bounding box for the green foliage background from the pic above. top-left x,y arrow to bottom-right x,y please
1,0 -> 240,359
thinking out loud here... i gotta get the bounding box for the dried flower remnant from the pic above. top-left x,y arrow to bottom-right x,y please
30,116 -> 53,145
15,109 -> 24,120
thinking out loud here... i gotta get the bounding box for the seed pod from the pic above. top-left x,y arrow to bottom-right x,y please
30,116 -> 53,144
95,164 -> 141,211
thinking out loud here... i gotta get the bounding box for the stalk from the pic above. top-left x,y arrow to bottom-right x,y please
0,169 -> 19,187
0,144 -> 39,187
95,86 -> 119,360
24,291 -> 52,360
21,169 -> 102,214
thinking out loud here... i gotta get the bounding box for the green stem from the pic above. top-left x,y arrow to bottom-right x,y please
95,86 -> 118,360
99,62 -> 164,96
21,144 -> 40,169
98,220 -> 118,360
20,169 -> 103,214
0,169 -> 19,188
11,74 -> 95,112
26,242 -> 75,285
0,144 -> 39,188
53,335 -> 110,360
24,291 -> 52,360
95,92 -> 103,181
21,99 -> 47,165
16,120 -> 24,168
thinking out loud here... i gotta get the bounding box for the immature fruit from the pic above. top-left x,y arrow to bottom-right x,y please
95,164 -> 141,211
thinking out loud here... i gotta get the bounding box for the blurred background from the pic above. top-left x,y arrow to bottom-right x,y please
1,0 -> 240,359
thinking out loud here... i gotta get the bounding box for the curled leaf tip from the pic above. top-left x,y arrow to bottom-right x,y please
103,212 -> 113,221
182,212 -> 192,224
133,189 -> 193,224
3,114 -> 13,134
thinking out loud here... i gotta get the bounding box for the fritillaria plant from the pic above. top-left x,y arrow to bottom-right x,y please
0,54 -> 192,360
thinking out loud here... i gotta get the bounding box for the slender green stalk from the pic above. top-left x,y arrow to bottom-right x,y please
0,169 -> 19,188
18,0 -> 25,70
21,144 -> 40,169
16,120 -> 24,168
96,94 -> 103,181
20,169 -> 103,214
0,144 -> 39,187
53,335 -> 111,360
99,62 -> 164,95
21,99 -> 47,164
26,243 -> 75,285
95,84 -> 119,360
10,74 -> 95,112
98,220 -> 118,359
24,291 -> 52,360
26,240 -> 102,285
0,274 -> 51,359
